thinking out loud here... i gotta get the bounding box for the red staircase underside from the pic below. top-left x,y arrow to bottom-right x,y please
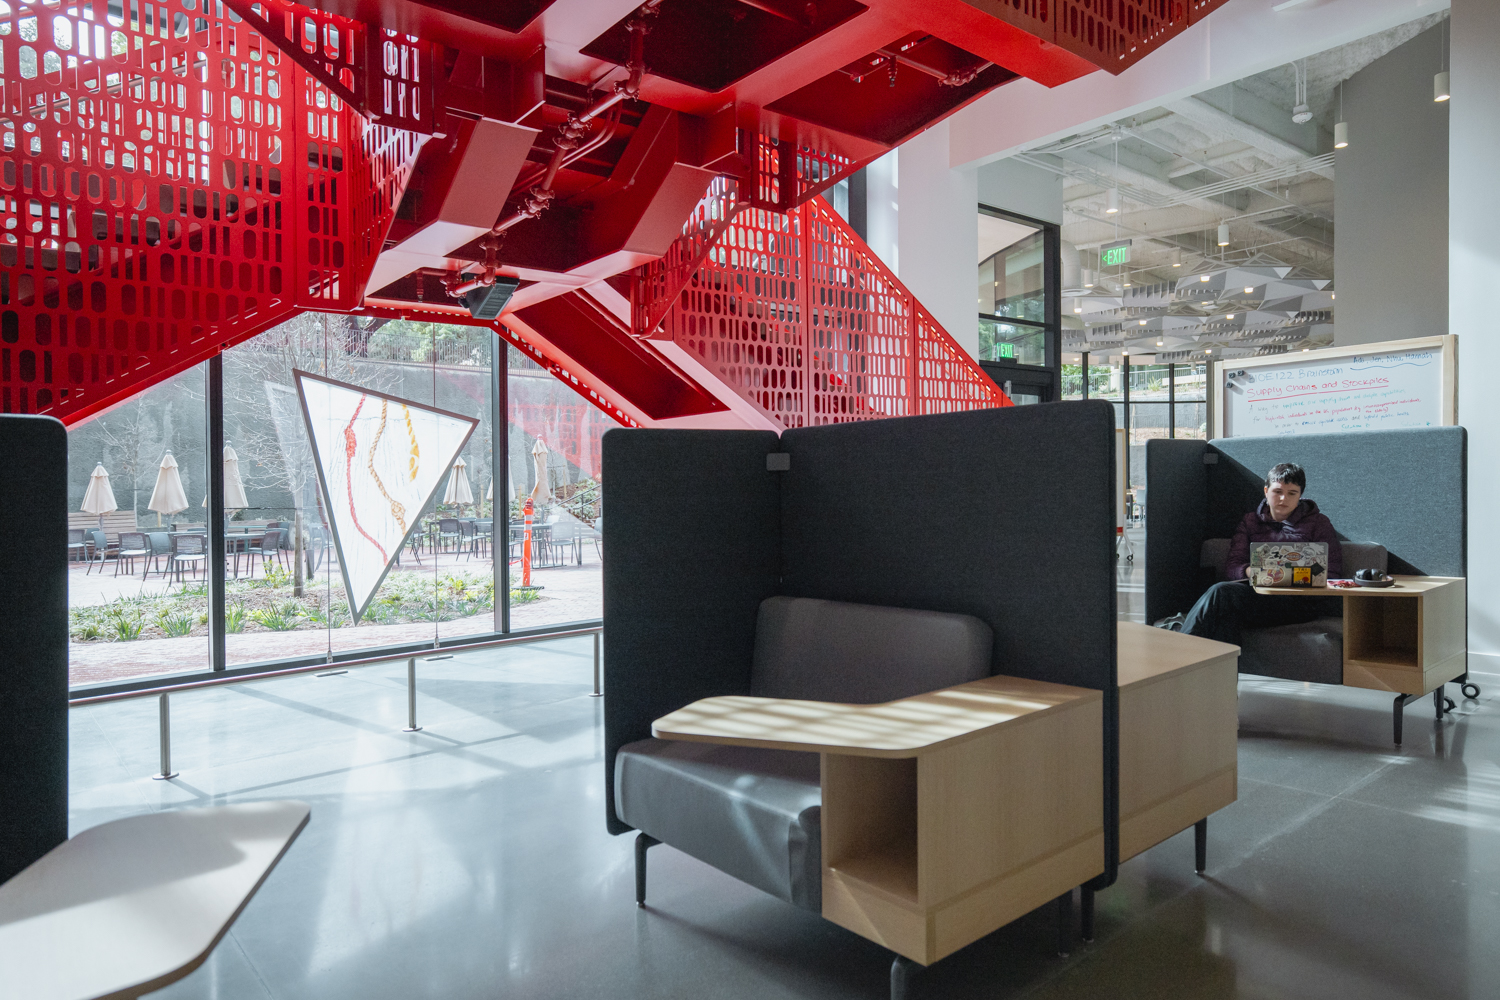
0,0 -> 1229,430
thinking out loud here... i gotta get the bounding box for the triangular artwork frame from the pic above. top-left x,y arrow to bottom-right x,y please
294,370 -> 480,623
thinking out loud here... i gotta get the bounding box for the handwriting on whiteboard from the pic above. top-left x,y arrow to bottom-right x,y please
1223,349 -> 1442,436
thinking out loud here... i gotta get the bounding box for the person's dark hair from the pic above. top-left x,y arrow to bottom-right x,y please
1266,463 -> 1306,491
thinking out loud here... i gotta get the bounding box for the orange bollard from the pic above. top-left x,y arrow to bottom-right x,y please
522,498 -> 534,588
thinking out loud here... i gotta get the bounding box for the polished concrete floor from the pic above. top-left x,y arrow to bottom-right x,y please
70,632 -> 1500,999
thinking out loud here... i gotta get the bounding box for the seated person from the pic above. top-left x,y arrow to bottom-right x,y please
1176,463 -> 1344,646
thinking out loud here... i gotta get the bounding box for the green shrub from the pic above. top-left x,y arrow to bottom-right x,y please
109,610 -> 145,641
224,603 -> 248,633
249,601 -> 305,631
156,610 -> 196,637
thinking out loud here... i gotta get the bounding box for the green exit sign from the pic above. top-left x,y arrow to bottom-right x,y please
998,343 -> 1015,359
1100,239 -> 1132,267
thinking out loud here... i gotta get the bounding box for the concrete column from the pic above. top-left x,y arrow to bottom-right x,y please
1451,0 -> 1500,664
864,150 -> 899,275
898,121 -> 980,359
1335,23 -> 1448,347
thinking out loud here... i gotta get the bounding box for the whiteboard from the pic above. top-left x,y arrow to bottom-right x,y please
1216,336 -> 1456,438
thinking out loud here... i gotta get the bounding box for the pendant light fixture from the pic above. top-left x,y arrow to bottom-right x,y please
1171,248 -> 1182,268
1334,81 -> 1349,148
1106,188 -> 1120,214
1435,18 -> 1451,102
1217,223 -> 1230,247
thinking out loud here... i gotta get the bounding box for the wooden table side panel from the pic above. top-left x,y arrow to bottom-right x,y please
1119,766 -> 1236,863
929,832 -> 1104,964
915,699 -> 1103,907
1419,579 -> 1467,671
1118,657 -> 1239,823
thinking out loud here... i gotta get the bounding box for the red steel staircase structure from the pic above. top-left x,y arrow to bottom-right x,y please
0,0 -> 1231,430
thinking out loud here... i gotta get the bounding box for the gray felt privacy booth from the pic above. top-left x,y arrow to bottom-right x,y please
601,402 -> 1120,925
1146,426 -> 1467,692
0,415 -> 69,885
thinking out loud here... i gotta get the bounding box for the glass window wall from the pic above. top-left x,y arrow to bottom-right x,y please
63,312 -> 616,690
66,365 -> 209,686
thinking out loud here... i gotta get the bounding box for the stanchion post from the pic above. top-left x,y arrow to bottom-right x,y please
403,657 -> 422,732
152,692 -> 178,780
591,631 -> 602,697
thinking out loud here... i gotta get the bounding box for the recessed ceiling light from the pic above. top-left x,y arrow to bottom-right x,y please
1157,340 -> 1164,346
1139,319 -> 1148,326
1244,286 -> 1255,294
1227,313 -> 1236,320
1200,274 -> 1211,282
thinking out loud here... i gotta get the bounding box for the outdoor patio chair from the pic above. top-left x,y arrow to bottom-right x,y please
115,532 -> 152,577
548,519 -> 582,566
472,520 -> 492,560
67,528 -> 87,564
84,528 -> 110,575
457,519 -> 477,560
168,534 -> 207,583
248,529 -> 284,577
437,518 -> 461,553
145,532 -> 172,578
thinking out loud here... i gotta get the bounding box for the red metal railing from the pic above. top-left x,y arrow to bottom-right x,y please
638,194 -> 1011,428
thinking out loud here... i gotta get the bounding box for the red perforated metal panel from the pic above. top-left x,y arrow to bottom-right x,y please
641,195 -> 1010,429
0,0 -> 419,424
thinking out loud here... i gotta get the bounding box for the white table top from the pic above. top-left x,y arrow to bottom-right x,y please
0,801 -> 309,1000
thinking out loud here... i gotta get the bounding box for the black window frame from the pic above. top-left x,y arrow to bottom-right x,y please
975,205 -> 1060,402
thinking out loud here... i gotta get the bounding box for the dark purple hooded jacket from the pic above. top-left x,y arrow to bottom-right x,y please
1225,499 -> 1343,582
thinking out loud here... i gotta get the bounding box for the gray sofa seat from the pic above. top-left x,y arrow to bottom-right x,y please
1200,539 -> 1386,683
614,596 -> 993,912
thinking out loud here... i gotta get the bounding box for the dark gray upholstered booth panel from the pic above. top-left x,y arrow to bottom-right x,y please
780,402 -> 1121,882
751,596 -> 992,704
0,416 -> 68,885
1208,428 -> 1465,576
614,739 -> 821,911
601,429 -> 782,834
1146,439 -> 1209,625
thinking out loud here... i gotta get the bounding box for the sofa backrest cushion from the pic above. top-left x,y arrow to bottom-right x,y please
1200,538 -> 1388,581
750,596 -> 993,704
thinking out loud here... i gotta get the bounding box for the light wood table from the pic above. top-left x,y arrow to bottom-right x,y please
1117,623 -> 1239,863
1252,576 -> 1466,696
0,801 -> 310,1000
655,675 -> 1105,966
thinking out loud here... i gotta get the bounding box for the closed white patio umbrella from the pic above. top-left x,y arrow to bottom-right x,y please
148,452 -> 189,527
530,438 -> 551,505
444,456 -> 474,508
81,464 -> 118,528
201,445 -> 251,513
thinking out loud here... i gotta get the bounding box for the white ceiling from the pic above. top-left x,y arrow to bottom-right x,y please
978,214 -> 1040,264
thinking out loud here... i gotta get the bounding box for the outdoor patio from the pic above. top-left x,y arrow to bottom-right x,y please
67,541 -> 603,687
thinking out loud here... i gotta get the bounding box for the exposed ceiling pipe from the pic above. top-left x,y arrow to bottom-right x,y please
450,1 -> 661,300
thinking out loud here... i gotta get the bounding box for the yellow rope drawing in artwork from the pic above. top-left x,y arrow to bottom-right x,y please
401,404 -> 420,480
367,400 -> 408,535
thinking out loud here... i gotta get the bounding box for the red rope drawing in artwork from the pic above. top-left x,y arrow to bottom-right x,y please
344,396 -> 389,563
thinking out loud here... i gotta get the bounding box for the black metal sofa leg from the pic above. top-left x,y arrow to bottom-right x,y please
1080,885 -> 1095,943
1194,818 -> 1208,874
634,833 -> 660,907
1393,694 -> 1412,745
890,955 -> 919,1000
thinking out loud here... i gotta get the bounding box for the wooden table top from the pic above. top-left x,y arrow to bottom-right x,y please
653,674 -> 1099,758
1117,622 -> 1239,687
1253,574 -> 1463,597
0,801 -> 309,1000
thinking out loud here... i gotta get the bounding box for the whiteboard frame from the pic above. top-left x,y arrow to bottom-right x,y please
1209,335 -> 1458,439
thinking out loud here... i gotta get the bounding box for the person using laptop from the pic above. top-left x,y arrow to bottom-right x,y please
1169,463 -> 1343,645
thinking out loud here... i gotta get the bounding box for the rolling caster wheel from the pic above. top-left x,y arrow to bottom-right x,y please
1445,697 -> 1457,714
1462,682 -> 1481,700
